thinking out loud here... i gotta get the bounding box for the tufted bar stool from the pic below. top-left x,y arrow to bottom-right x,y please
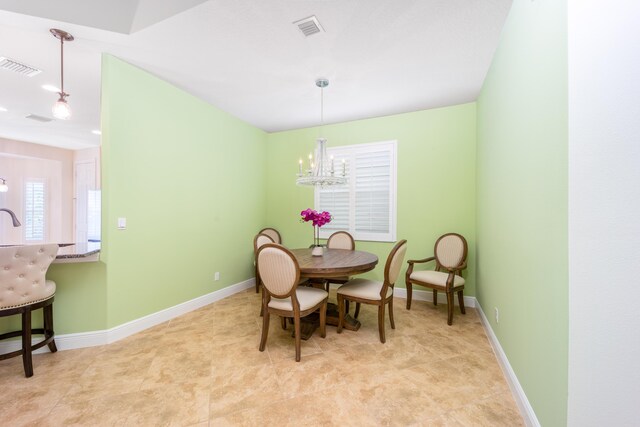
0,244 -> 59,377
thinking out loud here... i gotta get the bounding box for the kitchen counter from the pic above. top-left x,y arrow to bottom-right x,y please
53,242 -> 101,263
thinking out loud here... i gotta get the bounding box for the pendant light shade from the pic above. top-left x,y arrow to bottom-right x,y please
52,97 -> 71,120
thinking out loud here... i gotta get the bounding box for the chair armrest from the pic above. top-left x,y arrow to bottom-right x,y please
442,261 -> 467,273
407,256 -> 435,265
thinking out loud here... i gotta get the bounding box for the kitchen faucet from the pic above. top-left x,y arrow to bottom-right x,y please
0,208 -> 21,227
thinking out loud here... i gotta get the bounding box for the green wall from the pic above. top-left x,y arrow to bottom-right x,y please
476,0 -> 568,425
0,55 -> 268,336
101,55 -> 267,327
266,103 -> 477,293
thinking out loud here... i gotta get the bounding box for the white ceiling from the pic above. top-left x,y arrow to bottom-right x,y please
0,0 -> 512,150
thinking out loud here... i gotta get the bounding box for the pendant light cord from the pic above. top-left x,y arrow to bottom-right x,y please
319,85 -> 324,137
60,37 -> 65,96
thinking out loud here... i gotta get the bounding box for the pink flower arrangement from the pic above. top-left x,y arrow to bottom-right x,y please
300,208 -> 332,227
300,208 -> 332,248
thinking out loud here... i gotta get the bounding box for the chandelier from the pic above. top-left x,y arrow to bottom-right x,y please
296,79 -> 347,187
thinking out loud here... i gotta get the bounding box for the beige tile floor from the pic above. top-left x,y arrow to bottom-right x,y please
0,288 -> 524,426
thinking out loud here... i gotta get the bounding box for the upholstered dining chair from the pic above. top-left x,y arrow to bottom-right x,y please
0,244 -> 59,377
257,243 -> 328,361
254,233 -> 275,293
405,233 -> 468,325
337,239 -> 407,344
258,227 -> 281,244
324,231 -> 356,292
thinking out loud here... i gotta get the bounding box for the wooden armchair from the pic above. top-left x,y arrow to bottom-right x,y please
405,233 -> 468,325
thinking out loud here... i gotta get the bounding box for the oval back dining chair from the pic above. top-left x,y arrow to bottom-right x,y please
258,227 -> 281,244
337,239 -> 407,343
323,231 -> 356,293
326,231 -> 355,250
0,244 -> 59,377
253,233 -> 275,293
257,243 -> 328,361
405,233 -> 468,325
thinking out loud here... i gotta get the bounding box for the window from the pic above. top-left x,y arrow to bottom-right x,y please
316,140 -> 397,242
24,180 -> 46,241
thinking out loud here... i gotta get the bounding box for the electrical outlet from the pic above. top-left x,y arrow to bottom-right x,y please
214,272 -> 220,281
494,307 -> 500,323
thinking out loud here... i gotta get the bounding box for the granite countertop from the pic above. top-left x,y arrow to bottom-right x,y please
0,242 -> 101,263
55,242 -> 101,259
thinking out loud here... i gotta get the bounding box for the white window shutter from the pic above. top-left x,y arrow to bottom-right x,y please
24,180 -> 45,242
316,141 -> 397,242
355,149 -> 391,235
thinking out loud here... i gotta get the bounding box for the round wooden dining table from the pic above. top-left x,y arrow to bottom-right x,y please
290,247 -> 379,339
291,247 -> 378,278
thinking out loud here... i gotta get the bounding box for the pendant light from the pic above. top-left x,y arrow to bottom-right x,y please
50,29 -> 74,120
296,79 -> 347,187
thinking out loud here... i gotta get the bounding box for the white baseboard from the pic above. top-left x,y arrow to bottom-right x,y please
0,278 -> 255,354
476,300 -> 541,427
392,287 -> 476,308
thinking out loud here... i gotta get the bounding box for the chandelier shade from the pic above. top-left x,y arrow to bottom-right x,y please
296,79 -> 347,187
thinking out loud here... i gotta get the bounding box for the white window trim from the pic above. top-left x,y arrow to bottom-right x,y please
315,140 -> 398,242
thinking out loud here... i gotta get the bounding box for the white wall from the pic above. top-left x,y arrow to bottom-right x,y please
568,2 -> 640,425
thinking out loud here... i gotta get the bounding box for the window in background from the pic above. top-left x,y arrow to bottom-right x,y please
316,140 -> 397,242
24,180 -> 46,242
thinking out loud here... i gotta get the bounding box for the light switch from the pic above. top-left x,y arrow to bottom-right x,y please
117,217 -> 126,229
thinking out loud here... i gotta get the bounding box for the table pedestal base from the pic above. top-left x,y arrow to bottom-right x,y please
293,302 -> 360,340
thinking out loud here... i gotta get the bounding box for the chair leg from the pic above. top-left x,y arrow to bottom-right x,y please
259,309 -> 270,351
446,291 -> 454,326
433,289 -> 438,306
281,316 -> 287,330
345,300 -> 350,314
458,290 -> 466,315
388,298 -> 395,329
255,266 -> 260,293
21,308 -> 33,378
43,303 -> 57,353
406,281 -> 412,309
377,304 -> 386,344
337,295 -> 345,334
354,302 -> 361,319
294,315 -> 301,362
319,301 -> 327,338
325,281 -> 330,293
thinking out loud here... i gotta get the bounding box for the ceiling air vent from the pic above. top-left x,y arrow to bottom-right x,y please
0,56 -> 42,77
293,15 -> 324,37
25,114 -> 53,123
